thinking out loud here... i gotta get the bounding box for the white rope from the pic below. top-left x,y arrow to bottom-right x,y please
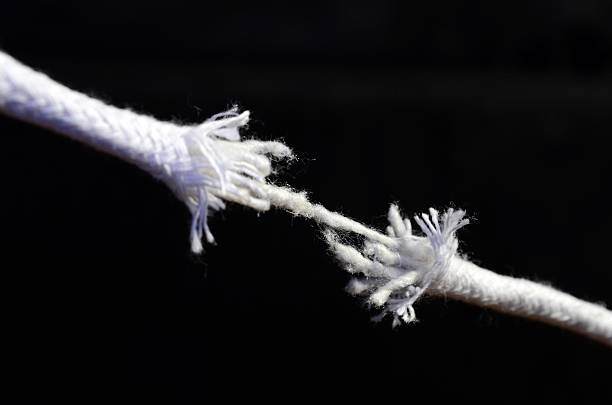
0,51 -> 292,252
2,50 -> 612,347
439,257 -> 612,346
322,204 -> 612,346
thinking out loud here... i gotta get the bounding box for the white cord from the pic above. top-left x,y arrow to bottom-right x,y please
2,50 -> 612,347
0,51 -> 292,252
322,204 -> 612,346
440,257 -> 612,346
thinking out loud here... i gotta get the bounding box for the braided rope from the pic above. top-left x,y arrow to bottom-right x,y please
0,51 -> 292,251
438,258 -> 612,345
2,50 -> 612,347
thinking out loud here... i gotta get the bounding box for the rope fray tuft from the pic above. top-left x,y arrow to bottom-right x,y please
160,107 -> 293,253
325,206 -> 468,326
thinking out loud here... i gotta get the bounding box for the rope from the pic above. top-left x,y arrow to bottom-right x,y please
2,50 -> 612,347
0,51 -> 292,252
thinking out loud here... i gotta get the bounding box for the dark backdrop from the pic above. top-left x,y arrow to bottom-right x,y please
1,1 -> 611,402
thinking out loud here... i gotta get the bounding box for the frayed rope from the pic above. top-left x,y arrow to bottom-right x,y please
3,49 -> 612,347
155,107 -> 292,253
326,206 -> 468,326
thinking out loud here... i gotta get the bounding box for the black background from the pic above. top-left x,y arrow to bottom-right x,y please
1,1 -> 612,402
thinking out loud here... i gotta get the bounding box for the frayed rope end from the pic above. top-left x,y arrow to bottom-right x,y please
326,206 -> 468,327
151,107 -> 293,253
